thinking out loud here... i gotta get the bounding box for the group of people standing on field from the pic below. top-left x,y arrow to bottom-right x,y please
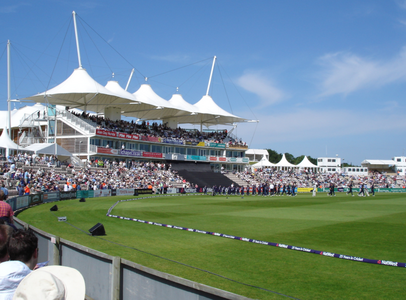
345,181 -> 375,197
210,182 -> 297,197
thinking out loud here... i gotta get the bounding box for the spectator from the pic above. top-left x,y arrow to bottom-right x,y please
0,225 -> 13,263
0,185 -> 8,200
24,185 -> 30,196
0,229 -> 38,299
0,191 -> 14,229
13,265 -> 86,300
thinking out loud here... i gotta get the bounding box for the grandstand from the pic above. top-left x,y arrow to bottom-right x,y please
170,161 -> 239,187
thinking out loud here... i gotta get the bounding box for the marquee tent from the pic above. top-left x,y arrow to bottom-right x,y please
297,156 -> 318,170
0,130 -> 21,156
274,153 -> 297,170
252,156 -> 275,169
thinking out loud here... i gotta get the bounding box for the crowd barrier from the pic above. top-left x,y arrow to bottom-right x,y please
10,190 -> 253,300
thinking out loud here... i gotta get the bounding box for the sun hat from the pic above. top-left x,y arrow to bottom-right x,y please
13,265 -> 85,300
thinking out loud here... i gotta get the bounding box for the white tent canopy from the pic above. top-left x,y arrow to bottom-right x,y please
297,156 -> 318,169
191,95 -> 247,126
252,156 -> 275,168
275,153 -> 297,169
24,143 -> 72,160
0,103 -> 47,130
105,81 -> 156,115
24,68 -> 134,113
127,84 -> 182,120
0,130 -> 21,156
168,93 -> 198,116
24,69 -> 254,128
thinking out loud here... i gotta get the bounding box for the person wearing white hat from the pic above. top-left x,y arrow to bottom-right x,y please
13,266 -> 86,300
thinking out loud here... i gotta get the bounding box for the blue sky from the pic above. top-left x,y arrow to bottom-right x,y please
1,0 -> 406,165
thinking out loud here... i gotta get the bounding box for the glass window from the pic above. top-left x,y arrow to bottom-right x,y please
90,138 -> 101,146
151,145 -> 162,153
139,144 -> 150,152
187,148 -> 197,156
175,147 -> 186,154
164,146 -> 174,154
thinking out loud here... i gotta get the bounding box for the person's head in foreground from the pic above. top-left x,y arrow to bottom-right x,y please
13,265 -> 86,300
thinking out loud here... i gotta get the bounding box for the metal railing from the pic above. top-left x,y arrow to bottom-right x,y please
71,155 -> 83,167
56,109 -> 96,134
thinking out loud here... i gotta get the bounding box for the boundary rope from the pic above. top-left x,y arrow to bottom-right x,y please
106,194 -> 406,269
53,195 -> 300,299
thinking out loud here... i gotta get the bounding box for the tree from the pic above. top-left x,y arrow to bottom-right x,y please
294,155 -> 305,165
266,149 -> 318,166
267,149 -> 282,164
285,153 -> 295,164
307,156 -> 317,165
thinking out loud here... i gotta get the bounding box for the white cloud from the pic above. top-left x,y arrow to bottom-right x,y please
317,47 -> 406,97
237,71 -> 286,107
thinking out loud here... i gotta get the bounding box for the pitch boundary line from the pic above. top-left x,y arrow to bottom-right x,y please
106,194 -> 405,268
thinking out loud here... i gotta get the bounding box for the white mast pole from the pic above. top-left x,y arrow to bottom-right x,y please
73,11 -> 82,69
7,40 -> 11,138
125,68 -> 134,91
206,56 -> 216,96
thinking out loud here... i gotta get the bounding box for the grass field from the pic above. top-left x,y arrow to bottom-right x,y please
17,192 -> 406,299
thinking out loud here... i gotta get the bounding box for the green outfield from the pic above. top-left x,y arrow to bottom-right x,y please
17,192 -> 406,299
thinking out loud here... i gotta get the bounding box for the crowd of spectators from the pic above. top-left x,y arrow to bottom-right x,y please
0,157 -> 188,196
0,150 -> 404,198
72,111 -> 247,147
233,167 -> 404,190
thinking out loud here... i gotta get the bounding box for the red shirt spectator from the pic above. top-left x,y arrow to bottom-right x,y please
0,190 -> 14,225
